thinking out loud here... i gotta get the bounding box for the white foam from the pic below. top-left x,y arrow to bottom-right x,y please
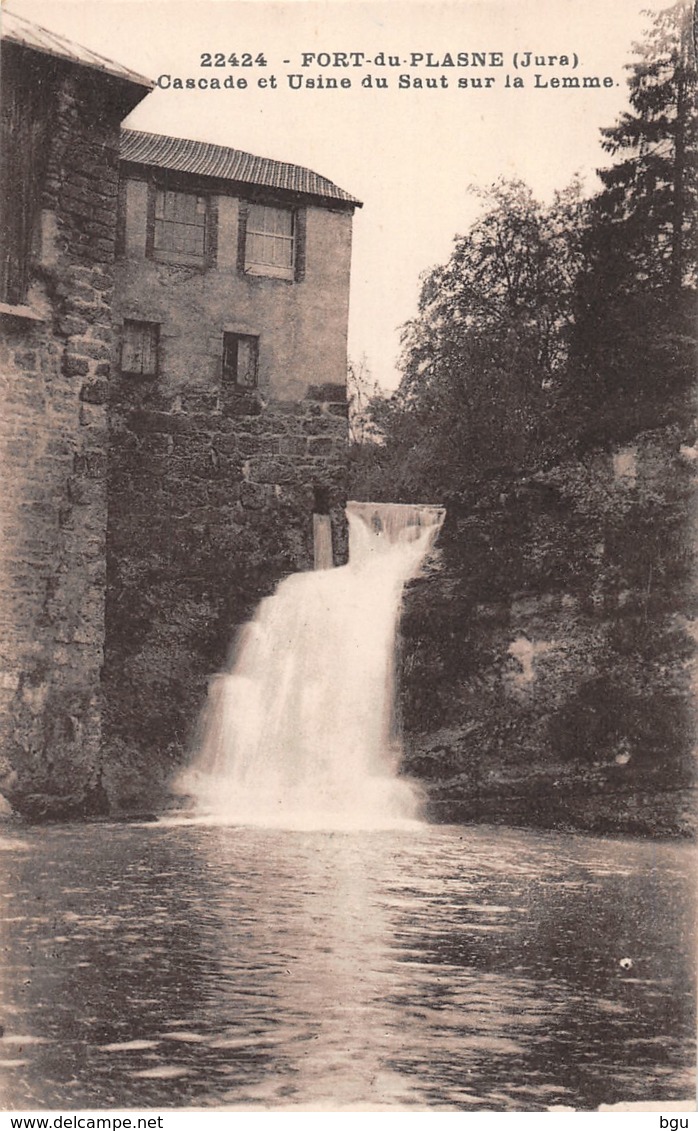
175,502 -> 444,832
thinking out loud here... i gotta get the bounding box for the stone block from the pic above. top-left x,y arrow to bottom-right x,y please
187,413 -> 225,434
328,402 -> 350,418
13,350 -> 38,371
236,435 -> 266,457
45,438 -> 74,461
80,379 -> 108,405
212,434 -> 238,456
306,436 -> 334,456
61,353 -> 90,378
306,383 -> 347,402
67,475 -> 102,506
91,237 -> 116,261
184,451 -> 228,480
89,269 -> 114,290
70,338 -> 111,362
268,399 -> 304,416
138,434 -> 171,456
79,403 -> 107,429
128,410 -> 178,436
247,458 -> 297,485
182,392 -> 220,414
58,314 -> 90,337
304,416 -> 347,436
73,450 -> 107,478
279,436 -> 307,457
240,481 -> 269,509
206,475 -> 243,504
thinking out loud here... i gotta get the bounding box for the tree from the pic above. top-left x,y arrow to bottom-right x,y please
345,10 -> 697,836
362,179 -> 586,500
400,180 -> 581,398
568,1 -> 697,446
595,0 -> 697,291
347,355 -> 383,444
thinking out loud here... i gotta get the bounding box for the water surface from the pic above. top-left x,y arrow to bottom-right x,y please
0,821 -> 694,1110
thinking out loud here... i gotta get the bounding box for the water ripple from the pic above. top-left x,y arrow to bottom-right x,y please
0,822 -> 694,1111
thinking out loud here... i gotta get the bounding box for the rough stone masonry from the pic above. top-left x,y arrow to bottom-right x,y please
0,35 -> 151,818
0,27 -> 357,818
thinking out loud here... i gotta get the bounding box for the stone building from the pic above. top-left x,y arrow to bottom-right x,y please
116,129 -> 359,402
0,15 -> 361,816
104,133 -> 361,809
0,13 -> 152,818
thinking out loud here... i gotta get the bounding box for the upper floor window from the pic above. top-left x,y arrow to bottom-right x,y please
0,47 -> 50,307
244,204 -> 295,280
153,188 -> 207,265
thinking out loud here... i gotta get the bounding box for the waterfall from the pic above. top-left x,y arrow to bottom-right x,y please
177,501 -> 445,829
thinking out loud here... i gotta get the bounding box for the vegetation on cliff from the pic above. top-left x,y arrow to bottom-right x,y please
350,1 -> 698,836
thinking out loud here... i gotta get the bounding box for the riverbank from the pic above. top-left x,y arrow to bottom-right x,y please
416,768 -> 696,839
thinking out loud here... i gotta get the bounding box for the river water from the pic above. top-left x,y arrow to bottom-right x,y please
0,820 -> 694,1111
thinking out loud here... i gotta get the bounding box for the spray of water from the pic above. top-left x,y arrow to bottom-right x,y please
176,502 -> 444,830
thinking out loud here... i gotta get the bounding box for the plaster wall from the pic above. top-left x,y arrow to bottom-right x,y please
114,178 -> 353,401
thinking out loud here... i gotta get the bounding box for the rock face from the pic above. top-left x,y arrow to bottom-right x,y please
398,429 -> 697,838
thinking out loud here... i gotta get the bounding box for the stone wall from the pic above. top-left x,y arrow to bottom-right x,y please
0,45 -> 355,818
103,381 -> 348,811
0,55 -> 148,818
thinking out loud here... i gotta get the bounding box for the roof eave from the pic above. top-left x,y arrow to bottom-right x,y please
1,13 -> 154,91
119,155 -> 362,210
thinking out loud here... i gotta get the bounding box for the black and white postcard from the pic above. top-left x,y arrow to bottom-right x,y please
0,0 -> 695,1117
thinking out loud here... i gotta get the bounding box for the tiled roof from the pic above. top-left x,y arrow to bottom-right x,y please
120,129 -> 362,208
1,9 -> 153,89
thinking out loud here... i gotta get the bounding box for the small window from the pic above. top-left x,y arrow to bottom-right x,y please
153,188 -> 207,264
222,332 -> 258,388
122,319 -> 159,376
244,204 -> 295,279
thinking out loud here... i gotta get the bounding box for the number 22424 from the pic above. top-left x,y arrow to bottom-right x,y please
200,53 -> 268,67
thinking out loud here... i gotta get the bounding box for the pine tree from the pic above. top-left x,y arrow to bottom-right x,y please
569,1 -> 697,445
594,0 -> 697,290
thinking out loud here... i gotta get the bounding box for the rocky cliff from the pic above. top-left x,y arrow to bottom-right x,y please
397,427 -> 697,838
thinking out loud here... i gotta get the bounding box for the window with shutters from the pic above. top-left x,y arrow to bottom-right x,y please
121,319 -> 159,376
243,204 -> 296,279
0,46 -> 51,307
153,188 -> 207,265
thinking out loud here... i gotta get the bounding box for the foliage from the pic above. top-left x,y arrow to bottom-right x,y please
352,4 -> 698,491
347,4 -> 698,831
347,354 -> 383,444
350,179 -> 588,502
595,0 -> 697,290
567,1 -> 698,446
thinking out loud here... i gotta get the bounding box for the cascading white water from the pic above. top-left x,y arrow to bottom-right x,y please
177,501 -> 445,829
